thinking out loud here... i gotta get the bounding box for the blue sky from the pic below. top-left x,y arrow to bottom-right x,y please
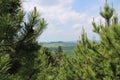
22,0 -> 120,42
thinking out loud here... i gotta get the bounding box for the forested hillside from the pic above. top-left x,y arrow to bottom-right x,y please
0,0 -> 120,80
41,41 -> 75,54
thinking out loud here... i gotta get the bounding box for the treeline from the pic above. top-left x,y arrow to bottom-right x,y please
0,0 -> 120,80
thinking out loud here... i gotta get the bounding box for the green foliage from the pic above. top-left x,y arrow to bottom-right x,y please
0,0 -> 21,16
0,0 -> 47,80
74,1 -> 120,80
100,0 -> 114,26
0,54 -> 10,80
0,0 -> 120,80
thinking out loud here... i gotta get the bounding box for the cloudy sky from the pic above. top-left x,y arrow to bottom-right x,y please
22,0 -> 120,42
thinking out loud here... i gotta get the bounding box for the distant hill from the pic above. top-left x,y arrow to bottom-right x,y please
40,41 -> 76,55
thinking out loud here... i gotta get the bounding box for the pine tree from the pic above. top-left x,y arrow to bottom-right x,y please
0,0 -> 47,79
75,1 -> 120,80
100,0 -> 114,26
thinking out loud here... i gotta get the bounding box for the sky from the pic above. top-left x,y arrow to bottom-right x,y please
22,0 -> 120,42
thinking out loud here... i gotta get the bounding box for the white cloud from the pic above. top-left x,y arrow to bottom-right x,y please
57,11 -> 87,24
22,0 -> 101,42
72,24 -> 81,30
